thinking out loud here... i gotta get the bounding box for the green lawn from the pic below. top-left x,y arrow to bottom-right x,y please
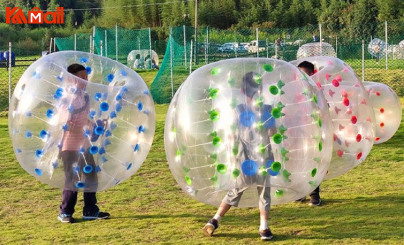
0,100 -> 403,244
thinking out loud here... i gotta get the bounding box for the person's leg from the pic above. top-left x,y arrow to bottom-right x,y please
79,150 -> 100,217
59,151 -> 79,222
309,185 -> 321,206
257,186 -> 273,240
202,188 -> 246,236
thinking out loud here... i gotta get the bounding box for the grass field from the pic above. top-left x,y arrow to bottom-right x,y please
0,61 -> 403,244
0,85 -> 403,244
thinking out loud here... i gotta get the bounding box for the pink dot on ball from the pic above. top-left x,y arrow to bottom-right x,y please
376,91 -> 381,96
356,134 -> 362,142
351,116 -> 357,124
343,98 -> 350,106
380,108 -> 384,113
335,75 -> 342,81
337,150 -> 344,157
332,79 -> 340,87
357,152 -> 363,160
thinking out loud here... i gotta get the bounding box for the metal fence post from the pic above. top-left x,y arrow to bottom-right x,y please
183,25 -> 187,67
256,27 -> 259,58
206,27 -> 209,64
149,27 -> 152,69
115,24 -> 118,61
89,35 -> 93,53
190,39 -> 193,74
49,38 -> 52,53
319,23 -> 322,54
74,33 -> 77,51
105,30 -> 108,58
8,42 -> 12,105
92,26 -> 96,54
362,40 -> 365,82
385,21 -> 388,70
100,40 -> 103,56
170,28 -> 174,98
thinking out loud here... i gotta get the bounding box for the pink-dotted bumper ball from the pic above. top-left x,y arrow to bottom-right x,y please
165,58 -> 333,206
9,51 -> 155,192
363,81 -> 402,144
291,56 -> 375,180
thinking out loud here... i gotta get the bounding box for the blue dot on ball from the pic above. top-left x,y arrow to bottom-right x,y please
265,160 -> 274,168
46,109 -> 54,118
68,105 -> 74,112
89,146 -> 99,154
105,130 -> 112,137
89,110 -> 96,119
25,130 -> 32,138
133,144 -> 140,152
34,168 -> 43,176
35,149 -> 44,158
102,93 -> 108,100
83,164 -> 93,174
80,57 -> 88,63
95,126 -> 104,135
116,94 -> 122,101
143,90 -> 149,95
100,102 -> 109,112
137,101 -> 143,111
107,73 -> 114,83
16,148 -> 22,153
110,122 -> 117,130
120,70 -> 128,76
104,139 -> 111,146
239,109 -> 255,127
268,169 -> 279,176
94,93 -> 102,101
241,159 -> 258,176
73,166 -> 81,173
52,161 -> 58,168
115,103 -> 122,112
83,129 -> 91,137
110,111 -> 117,119
57,75 -> 63,82
126,163 -> 133,170
76,182 -> 86,188
95,166 -> 102,173
98,147 -> 106,155
138,125 -> 145,133
79,147 -> 85,154
121,87 -> 128,93
54,87 -> 63,100
39,129 -> 48,139
85,66 -> 92,74
62,124 -> 69,131
261,105 -> 276,128
25,111 -> 32,117
101,156 -> 108,163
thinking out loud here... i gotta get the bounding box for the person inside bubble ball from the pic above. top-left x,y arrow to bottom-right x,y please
57,64 -> 110,223
297,61 -> 322,206
202,72 -> 276,241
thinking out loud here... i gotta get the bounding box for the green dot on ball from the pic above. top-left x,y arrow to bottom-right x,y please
275,189 -> 284,197
185,176 -> 192,185
271,161 -> 282,172
269,85 -> 279,95
263,64 -> 274,72
217,164 -> 227,174
212,136 -> 221,147
210,175 -> 218,182
228,77 -> 235,87
253,74 -> 262,85
312,95 -> 318,103
259,166 -> 268,176
209,109 -> 220,121
311,168 -> 317,177
273,133 -> 283,144
232,168 -> 240,178
271,108 -> 281,118
318,141 -> 323,152
211,67 -> 220,75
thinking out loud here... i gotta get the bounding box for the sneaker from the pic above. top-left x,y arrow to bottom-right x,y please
309,195 -> 321,206
82,211 -> 110,220
202,219 -> 219,237
260,229 -> 273,241
58,213 -> 74,223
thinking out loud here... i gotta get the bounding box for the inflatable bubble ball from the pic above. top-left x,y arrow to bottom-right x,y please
127,50 -> 159,70
363,81 -> 402,144
9,51 -> 155,192
291,56 -> 375,180
368,38 -> 387,59
296,42 -> 336,59
165,58 -> 333,206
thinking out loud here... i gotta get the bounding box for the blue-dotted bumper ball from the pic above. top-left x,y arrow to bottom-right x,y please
9,51 -> 155,192
165,58 -> 333,206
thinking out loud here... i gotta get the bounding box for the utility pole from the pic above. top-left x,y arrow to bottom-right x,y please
194,0 -> 198,65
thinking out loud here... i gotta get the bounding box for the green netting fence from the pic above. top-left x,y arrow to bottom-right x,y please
54,33 -> 92,53
151,23 -> 404,104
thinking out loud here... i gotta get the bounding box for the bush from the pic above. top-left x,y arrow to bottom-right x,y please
365,68 -> 404,96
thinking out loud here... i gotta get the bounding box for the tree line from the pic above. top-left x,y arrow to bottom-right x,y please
0,0 -> 403,51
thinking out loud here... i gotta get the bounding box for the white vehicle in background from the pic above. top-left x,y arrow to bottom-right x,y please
248,40 -> 266,53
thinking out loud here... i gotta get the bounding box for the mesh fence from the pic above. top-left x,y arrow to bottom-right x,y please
54,33 -> 92,53
151,23 -> 404,104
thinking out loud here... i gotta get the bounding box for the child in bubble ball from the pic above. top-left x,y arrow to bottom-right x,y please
202,72 -> 276,241
297,61 -> 322,206
57,64 -> 110,223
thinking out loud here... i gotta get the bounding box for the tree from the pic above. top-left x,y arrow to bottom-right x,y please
351,0 -> 379,40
